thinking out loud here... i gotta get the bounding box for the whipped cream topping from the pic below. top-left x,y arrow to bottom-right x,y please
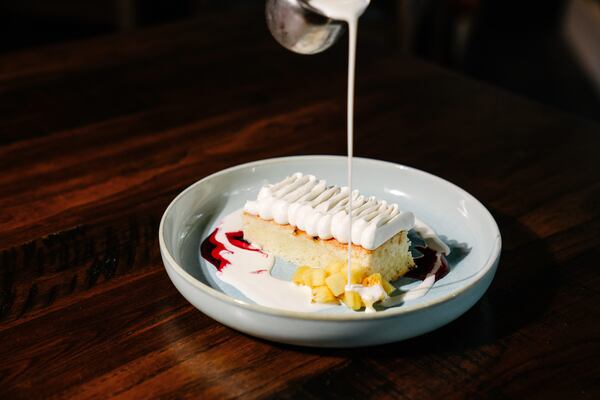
244,173 -> 415,250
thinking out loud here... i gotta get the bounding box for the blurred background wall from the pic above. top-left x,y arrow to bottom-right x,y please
1,0 -> 599,122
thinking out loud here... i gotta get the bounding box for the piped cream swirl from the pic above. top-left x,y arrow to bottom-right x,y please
244,173 -> 415,250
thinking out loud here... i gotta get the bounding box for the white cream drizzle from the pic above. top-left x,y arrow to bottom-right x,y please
414,217 -> 450,255
345,284 -> 387,313
382,252 -> 443,307
244,173 -> 415,250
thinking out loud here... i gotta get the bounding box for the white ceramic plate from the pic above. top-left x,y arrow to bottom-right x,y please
159,156 -> 501,347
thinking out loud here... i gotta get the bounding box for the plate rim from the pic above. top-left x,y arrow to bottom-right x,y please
159,155 -> 502,321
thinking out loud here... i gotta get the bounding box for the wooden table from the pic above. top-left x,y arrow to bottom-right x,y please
1,6 -> 599,399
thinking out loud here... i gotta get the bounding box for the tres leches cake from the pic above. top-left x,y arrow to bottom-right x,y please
242,173 -> 416,310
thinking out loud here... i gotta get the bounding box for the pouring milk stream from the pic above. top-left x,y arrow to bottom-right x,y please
301,0 -> 371,287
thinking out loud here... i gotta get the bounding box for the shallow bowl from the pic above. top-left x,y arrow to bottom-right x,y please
159,156 -> 501,347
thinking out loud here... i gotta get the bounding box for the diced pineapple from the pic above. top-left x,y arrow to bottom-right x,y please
312,286 -> 339,304
349,266 -> 367,284
310,268 -> 326,287
325,260 -> 345,276
325,272 -> 346,297
362,272 -> 383,287
363,272 -> 396,295
292,266 -> 312,286
381,279 -> 396,295
342,290 -> 363,310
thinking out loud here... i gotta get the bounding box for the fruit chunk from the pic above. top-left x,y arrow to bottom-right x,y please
292,266 -> 328,288
349,266 -> 367,284
325,272 -> 346,297
325,261 -> 345,276
363,272 -> 395,295
309,268 -> 326,287
292,266 -> 312,285
293,264 -> 392,310
381,279 -> 396,295
342,290 -> 363,310
362,272 -> 383,287
312,286 -> 338,304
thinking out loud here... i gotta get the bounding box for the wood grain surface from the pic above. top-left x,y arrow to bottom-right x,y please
1,5 -> 599,399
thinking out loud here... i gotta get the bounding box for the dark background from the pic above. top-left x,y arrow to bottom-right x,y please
1,0 -> 599,122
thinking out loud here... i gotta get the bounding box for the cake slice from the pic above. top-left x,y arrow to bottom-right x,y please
242,173 -> 415,281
